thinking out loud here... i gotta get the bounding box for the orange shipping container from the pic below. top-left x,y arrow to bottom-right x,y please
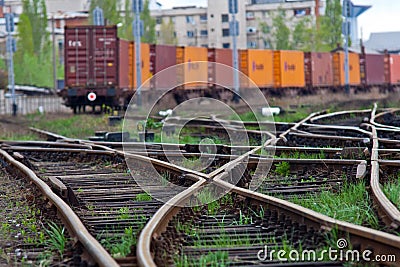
176,46 -> 208,89
389,54 -> 400,84
273,50 -> 305,88
239,49 -> 274,88
332,52 -> 361,86
129,42 -> 151,89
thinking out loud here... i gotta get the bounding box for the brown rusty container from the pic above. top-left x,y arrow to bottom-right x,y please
360,54 -> 386,85
150,44 -> 177,89
64,25 -> 119,88
389,54 -> 400,84
208,48 -> 233,88
304,52 -> 333,87
119,39 -> 130,89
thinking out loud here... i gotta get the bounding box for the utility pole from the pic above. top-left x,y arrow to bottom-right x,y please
133,0 -> 143,107
4,4 -> 16,116
229,0 -> 239,102
52,15 -> 57,94
343,0 -> 350,94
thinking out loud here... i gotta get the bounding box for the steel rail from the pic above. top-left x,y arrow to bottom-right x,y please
136,175 -> 206,267
310,109 -> 372,124
371,108 -> 400,130
213,173 -> 400,261
0,149 -> 119,267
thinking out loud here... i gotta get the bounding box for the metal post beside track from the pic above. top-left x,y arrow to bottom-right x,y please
229,0 -> 240,103
3,4 -> 17,116
343,0 -> 350,94
133,0 -> 144,107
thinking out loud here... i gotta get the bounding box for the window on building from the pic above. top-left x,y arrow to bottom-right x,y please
200,14 -> 207,22
171,16 -> 176,23
221,14 -> 229,23
222,28 -> 230,37
246,12 -> 255,20
247,41 -> 257,48
262,11 -> 270,18
201,44 -> 209,48
200,30 -> 208,36
187,31 -> 195,38
156,17 -> 162,24
222,43 -> 230,48
174,32 -> 177,37
186,15 -> 194,24
294,8 -> 311,17
156,31 -> 160,37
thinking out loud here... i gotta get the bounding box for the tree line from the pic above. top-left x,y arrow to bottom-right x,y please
263,0 -> 343,51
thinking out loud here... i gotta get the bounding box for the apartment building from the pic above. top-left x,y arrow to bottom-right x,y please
152,0 -> 323,49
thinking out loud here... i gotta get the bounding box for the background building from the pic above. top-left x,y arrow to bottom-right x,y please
152,0 -> 323,49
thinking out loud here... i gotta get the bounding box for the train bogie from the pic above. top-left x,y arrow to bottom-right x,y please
273,50 -> 305,88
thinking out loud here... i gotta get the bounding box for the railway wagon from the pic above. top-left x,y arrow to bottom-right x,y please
332,52 -> 361,86
63,25 -> 121,112
239,49 -> 274,89
304,52 -> 333,87
273,50 -> 305,88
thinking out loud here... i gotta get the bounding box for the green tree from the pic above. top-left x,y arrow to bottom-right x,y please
319,0 -> 343,51
89,0 -> 120,25
13,0 -> 54,87
271,9 -> 291,50
292,17 -> 315,51
159,18 -> 177,45
140,0 -> 156,43
259,20 -> 272,48
119,0 -> 133,40
21,0 -> 48,54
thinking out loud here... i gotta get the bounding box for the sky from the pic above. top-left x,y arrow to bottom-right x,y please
156,0 -> 400,40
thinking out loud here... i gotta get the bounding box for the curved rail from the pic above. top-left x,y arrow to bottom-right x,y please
136,169 -> 400,266
0,149 -> 119,267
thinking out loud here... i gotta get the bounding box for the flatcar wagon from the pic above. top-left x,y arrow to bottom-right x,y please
60,25 -> 400,112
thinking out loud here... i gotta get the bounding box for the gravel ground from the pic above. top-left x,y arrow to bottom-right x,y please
0,165 -> 71,266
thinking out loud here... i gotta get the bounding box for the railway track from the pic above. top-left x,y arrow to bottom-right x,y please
2,106 -> 399,266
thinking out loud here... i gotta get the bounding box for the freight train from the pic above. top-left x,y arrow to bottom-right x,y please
61,25 -> 400,113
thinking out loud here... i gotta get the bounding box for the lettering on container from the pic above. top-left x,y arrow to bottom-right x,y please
188,60 -> 200,71
68,40 -> 82,47
252,61 -> 264,72
284,62 -> 296,71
